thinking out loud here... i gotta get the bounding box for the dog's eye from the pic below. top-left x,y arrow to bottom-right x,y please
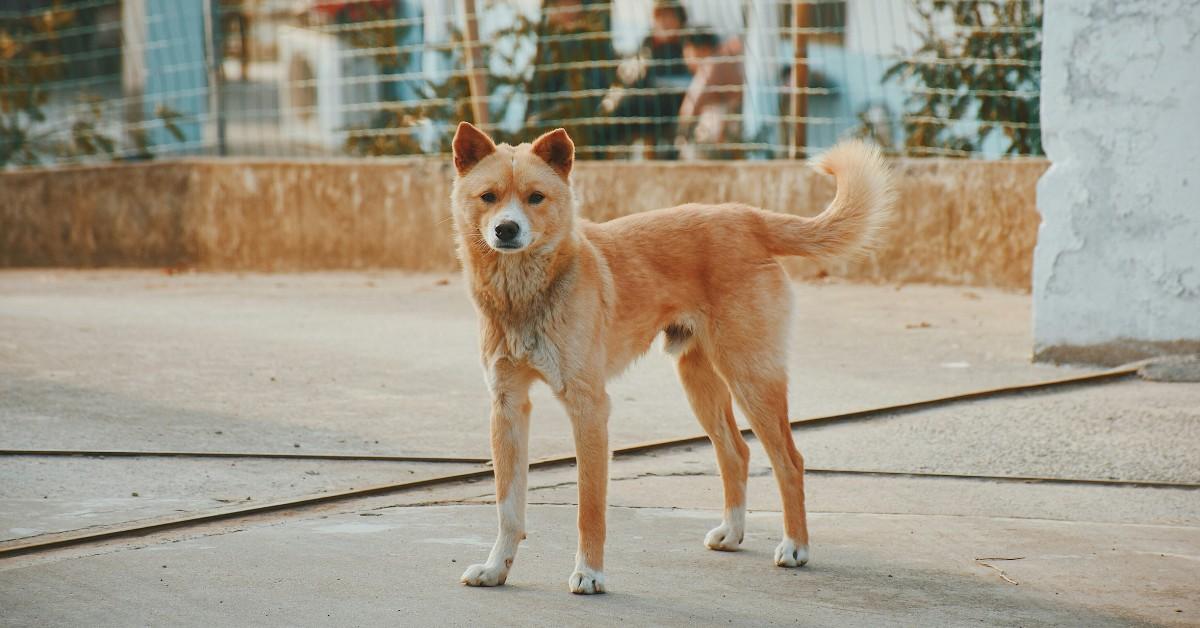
528,192 -> 545,205
480,191 -> 497,203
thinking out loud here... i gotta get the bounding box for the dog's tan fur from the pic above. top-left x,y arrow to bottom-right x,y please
451,122 -> 894,594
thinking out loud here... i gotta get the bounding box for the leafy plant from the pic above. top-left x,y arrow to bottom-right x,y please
344,1 -> 615,157
344,61 -> 478,156
88,101 -> 186,161
0,1 -> 77,166
883,0 -> 1042,157
1,2 -> 186,167
343,25 -> 528,157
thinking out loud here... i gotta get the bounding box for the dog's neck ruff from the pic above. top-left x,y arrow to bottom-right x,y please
466,231 -> 580,319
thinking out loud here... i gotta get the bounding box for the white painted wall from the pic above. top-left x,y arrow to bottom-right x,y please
1033,0 -> 1200,361
844,0 -> 919,56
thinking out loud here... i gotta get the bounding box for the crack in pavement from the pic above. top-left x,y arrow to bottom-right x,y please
393,501 -> 1200,530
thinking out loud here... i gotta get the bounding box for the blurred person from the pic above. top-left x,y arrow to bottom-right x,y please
633,2 -> 690,88
600,1 -> 692,158
675,30 -> 744,159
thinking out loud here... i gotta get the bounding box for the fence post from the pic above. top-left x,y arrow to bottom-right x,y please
457,0 -> 489,127
787,0 -> 808,159
121,0 -> 147,145
202,0 -> 227,156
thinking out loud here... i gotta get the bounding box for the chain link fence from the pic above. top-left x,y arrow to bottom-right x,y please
1,0 -> 1042,168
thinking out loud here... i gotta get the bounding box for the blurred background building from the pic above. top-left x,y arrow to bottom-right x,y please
1,0 -> 1196,363
1,0 -> 1043,167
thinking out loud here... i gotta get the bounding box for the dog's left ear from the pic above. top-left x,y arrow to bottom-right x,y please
531,128 -> 574,178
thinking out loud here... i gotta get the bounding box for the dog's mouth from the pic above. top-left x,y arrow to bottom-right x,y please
488,241 -> 529,254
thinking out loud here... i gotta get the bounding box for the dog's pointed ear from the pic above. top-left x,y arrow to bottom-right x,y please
531,128 -> 574,178
453,122 -> 496,175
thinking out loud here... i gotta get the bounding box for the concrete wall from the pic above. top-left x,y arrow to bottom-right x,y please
1034,0 -> 1200,365
0,158 -> 1046,290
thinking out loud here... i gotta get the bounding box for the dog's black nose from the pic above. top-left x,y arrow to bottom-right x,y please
495,221 -> 520,243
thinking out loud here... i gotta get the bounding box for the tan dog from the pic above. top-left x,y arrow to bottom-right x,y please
451,122 -> 893,594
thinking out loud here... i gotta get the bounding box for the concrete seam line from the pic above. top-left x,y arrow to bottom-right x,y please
802,468 -> 1200,490
2,368 -> 1134,465
0,450 -> 492,464
0,467 -> 496,560
612,367 -> 1139,456
6,462 -> 1194,561
0,367 -> 1137,560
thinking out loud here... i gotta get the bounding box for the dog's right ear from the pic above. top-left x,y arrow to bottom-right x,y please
531,128 -> 574,178
453,122 -> 496,175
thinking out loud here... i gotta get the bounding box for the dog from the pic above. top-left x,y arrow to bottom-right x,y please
450,122 -> 893,594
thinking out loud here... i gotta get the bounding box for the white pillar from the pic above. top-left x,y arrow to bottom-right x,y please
1033,0 -> 1200,365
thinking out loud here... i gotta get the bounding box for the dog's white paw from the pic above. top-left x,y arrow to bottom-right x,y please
704,521 -> 744,551
461,562 -> 508,587
773,538 -> 809,567
568,567 -> 606,595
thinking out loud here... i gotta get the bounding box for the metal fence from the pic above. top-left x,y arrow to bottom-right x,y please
0,0 -> 1042,168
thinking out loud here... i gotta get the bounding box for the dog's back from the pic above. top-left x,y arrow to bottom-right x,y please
582,140 -> 894,369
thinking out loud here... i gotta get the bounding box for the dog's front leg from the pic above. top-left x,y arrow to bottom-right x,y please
461,361 -> 534,588
559,378 -> 610,594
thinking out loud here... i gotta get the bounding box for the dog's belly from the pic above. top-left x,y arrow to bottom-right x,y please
603,333 -> 659,378
603,311 -> 698,379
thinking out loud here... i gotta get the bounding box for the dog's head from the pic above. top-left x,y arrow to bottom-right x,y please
450,122 -> 575,255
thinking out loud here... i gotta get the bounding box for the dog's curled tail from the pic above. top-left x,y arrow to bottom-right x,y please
760,140 -> 895,260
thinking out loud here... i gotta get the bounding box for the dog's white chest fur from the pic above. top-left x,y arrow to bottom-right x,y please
477,255 -> 577,392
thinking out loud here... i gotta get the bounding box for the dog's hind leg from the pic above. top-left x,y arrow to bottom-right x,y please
719,360 -> 809,567
461,360 -> 535,587
558,376 -> 610,594
708,271 -> 810,567
734,375 -> 808,567
676,347 -> 750,551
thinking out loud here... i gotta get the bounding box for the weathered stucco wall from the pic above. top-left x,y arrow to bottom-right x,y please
0,163 -> 196,267
1,157 -> 1045,289
1034,0 -> 1200,365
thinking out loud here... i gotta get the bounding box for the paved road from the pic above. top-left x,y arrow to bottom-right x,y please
0,270 -> 1083,542
2,271 -> 1196,625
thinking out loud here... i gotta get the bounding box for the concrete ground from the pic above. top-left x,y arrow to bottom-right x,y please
0,271 -> 1078,459
2,271 -> 1198,626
